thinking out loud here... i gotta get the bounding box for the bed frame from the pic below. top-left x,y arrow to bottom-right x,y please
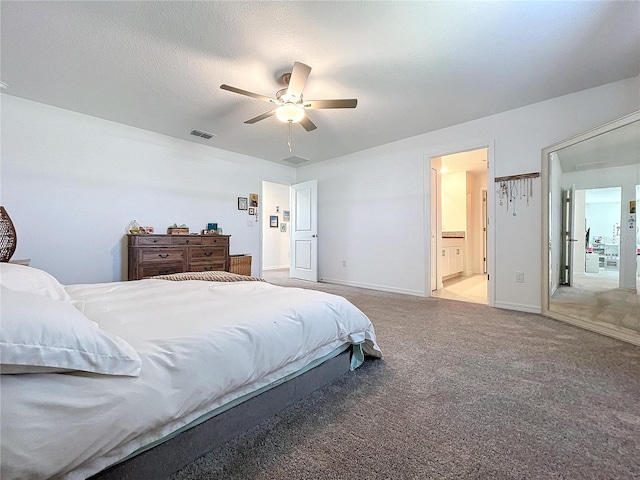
89,348 -> 351,479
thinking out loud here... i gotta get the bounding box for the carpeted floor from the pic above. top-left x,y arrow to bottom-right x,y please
171,272 -> 640,480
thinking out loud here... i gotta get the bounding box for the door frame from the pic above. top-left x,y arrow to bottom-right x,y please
423,140 -> 496,306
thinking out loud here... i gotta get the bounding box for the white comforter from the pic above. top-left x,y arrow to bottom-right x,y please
1,279 -> 381,479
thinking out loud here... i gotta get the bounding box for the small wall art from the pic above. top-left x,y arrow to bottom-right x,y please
280,223 -> 287,232
248,207 -> 255,215
238,197 -> 248,210
270,215 -> 278,228
249,193 -> 259,207
283,210 -> 290,222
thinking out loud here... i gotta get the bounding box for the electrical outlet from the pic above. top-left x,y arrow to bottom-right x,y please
515,271 -> 524,283
342,260 -> 347,267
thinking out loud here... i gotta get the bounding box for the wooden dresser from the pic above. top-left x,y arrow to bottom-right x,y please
128,234 -> 230,280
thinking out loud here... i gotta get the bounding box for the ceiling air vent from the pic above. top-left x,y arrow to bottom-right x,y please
190,129 -> 216,139
282,155 -> 309,165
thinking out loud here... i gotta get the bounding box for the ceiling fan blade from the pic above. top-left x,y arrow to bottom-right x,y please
220,84 -> 278,104
299,116 -> 317,132
286,62 -> 311,100
245,110 -> 276,124
303,99 -> 358,109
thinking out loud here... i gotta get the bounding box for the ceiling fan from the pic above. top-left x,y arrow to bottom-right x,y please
220,62 -> 357,132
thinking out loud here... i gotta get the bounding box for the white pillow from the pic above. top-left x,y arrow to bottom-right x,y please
0,263 -> 70,302
0,287 -> 141,376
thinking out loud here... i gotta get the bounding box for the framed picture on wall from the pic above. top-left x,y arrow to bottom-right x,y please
249,193 -> 259,207
280,223 -> 287,232
270,216 -> 278,228
283,210 -> 290,222
248,207 -> 255,215
238,197 -> 248,210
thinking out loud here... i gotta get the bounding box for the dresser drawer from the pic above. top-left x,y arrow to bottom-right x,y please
138,263 -> 186,279
189,263 -> 226,272
189,246 -> 227,262
140,249 -> 185,263
134,236 -> 172,246
172,236 -> 202,246
201,236 -> 229,246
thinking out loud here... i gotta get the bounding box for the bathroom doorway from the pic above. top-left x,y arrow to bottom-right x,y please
430,148 -> 489,304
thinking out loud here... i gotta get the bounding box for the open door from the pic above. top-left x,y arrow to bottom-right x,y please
290,179 -> 318,281
560,186 -> 576,285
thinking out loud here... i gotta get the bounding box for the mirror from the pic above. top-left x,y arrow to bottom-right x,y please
542,112 -> 640,345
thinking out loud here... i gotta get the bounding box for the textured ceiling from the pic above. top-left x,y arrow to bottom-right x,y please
1,1 -> 639,166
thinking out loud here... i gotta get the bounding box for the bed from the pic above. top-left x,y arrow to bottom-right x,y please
0,264 -> 382,479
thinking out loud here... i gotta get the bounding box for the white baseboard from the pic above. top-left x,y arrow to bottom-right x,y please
262,265 -> 289,271
494,301 -> 542,314
319,277 -> 424,297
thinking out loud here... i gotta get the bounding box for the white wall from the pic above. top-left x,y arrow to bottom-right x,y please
586,200 -> 621,245
262,181 -> 290,270
2,77 -> 638,311
1,96 -> 295,284
296,76 -> 639,311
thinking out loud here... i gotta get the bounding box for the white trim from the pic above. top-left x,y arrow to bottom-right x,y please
423,140 -> 495,307
262,265 -> 289,271
494,301 -> 542,314
319,277 -> 424,297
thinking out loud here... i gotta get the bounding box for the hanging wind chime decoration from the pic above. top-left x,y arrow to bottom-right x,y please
495,172 -> 540,216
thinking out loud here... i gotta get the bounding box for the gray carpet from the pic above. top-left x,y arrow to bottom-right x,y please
171,275 -> 640,479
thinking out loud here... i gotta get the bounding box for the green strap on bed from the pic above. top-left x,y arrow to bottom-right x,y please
350,342 -> 365,370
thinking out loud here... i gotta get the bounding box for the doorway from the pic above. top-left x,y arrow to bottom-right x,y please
261,179 -> 319,282
430,148 -> 489,305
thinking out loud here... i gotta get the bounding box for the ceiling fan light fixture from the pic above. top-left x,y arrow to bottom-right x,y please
276,103 -> 304,123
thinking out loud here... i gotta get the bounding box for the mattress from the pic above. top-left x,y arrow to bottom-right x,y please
1,279 -> 381,479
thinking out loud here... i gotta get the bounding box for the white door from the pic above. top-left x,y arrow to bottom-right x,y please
290,179 -> 318,281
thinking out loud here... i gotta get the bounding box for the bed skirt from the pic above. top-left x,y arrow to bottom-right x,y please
89,346 -> 352,479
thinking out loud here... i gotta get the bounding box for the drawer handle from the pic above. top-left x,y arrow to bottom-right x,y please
158,253 -> 170,258
204,252 -> 213,257
185,240 -> 190,244
153,239 -> 158,243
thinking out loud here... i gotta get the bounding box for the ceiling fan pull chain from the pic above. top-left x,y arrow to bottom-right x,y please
288,121 -> 292,153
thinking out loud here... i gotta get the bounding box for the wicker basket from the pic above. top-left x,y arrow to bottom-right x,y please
230,255 -> 252,276
0,206 -> 17,262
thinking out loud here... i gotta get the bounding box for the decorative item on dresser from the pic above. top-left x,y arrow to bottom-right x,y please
128,234 -> 230,280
